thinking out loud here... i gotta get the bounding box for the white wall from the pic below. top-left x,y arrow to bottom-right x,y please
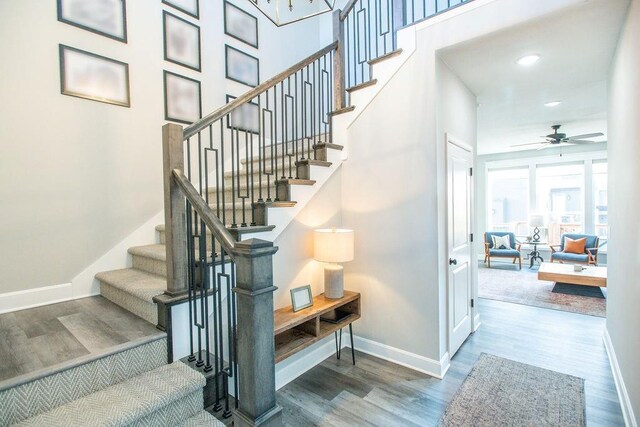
0,2 -> 322,295
339,0 -> 588,372
606,0 -> 640,424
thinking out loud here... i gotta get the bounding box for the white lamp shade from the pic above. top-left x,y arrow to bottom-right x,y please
313,229 -> 354,263
529,214 -> 545,227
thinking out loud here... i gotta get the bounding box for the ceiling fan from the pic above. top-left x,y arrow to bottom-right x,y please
511,124 -> 604,150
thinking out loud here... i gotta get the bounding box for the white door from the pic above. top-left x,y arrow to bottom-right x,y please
447,136 -> 473,357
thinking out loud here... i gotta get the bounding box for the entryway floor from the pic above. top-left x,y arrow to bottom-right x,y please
278,299 -> 624,426
478,262 -> 607,317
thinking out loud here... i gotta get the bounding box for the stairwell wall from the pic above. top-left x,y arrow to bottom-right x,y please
0,2 -> 322,301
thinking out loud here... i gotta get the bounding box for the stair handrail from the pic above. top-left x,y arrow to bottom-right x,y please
183,41 -> 338,140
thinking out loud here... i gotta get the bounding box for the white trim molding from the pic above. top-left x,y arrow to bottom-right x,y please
604,328 -> 637,427
354,335 -> 450,379
0,282 -> 73,314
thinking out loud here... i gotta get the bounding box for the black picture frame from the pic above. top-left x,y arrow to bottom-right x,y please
163,11 -> 201,72
225,45 -> 260,87
290,285 -> 313,312
163,70 -> 202,125
225,95 -> 260,134
59,44 -> 131,107
162,0 -> 200,19
57,0 -> 128,43
224,1 -> 259,49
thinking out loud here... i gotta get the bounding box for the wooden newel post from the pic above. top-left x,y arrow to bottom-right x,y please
162,123 -> 188,296
233,238 -> 282,427
333,9 -> 346,110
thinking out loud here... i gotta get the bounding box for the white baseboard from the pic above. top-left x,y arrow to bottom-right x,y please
353,335 -> 450,379
604,328 -> 637,427
277,332 -> 454,390
0,282 -> 74,314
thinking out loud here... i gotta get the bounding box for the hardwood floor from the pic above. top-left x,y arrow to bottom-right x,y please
277,298 -> 624,426
0,296 -> 162,384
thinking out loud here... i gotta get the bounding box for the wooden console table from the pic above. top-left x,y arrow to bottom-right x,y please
274,291 -> 360,363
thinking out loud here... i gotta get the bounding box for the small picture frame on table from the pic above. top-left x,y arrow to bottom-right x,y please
290,285 -> 313,312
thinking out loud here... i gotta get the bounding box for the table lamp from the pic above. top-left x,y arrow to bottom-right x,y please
313,228 -> 354,299
529,214 -> 545,242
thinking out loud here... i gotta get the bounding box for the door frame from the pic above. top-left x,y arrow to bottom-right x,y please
445,133 -> 479,359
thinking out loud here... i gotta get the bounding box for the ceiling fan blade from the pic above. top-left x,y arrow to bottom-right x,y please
568,132 -> 604,140
511,141 -> 547,147
566,139 -> 600,145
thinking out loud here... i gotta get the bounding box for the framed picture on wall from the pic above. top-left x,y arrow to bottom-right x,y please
163,11 -> 201,72
162,0 -> 199,19
226,95 -> 260,134
59,44 -> 130,107
225,45 -> 260,87
224,1 -> 258,49
164,70 -> 201,124
57,0 -> 127,42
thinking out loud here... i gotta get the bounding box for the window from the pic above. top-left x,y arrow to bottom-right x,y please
536,164 -> 584,244
593,161 -> 608,240
487,168 -> 529,235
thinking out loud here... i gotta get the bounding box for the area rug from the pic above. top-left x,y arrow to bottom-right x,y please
440,353 -> 586,427
478,263 -> 606,317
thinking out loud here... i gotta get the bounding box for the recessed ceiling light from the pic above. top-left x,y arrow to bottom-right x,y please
544,101 -> 562,107
517,54 -> 540,66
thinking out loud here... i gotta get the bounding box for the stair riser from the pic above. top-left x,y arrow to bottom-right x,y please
130,389 -> 204,427
239,148 -> 328,167
131,254 -> 167,278
159,230 -> 221,253
100,282 -> 160,325
190,208 -> 267,228
206,184 -> 277,203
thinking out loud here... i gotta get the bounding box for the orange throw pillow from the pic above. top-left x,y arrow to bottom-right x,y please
564,237 -> 587,254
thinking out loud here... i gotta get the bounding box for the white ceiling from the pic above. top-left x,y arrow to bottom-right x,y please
438,0 -> 630,155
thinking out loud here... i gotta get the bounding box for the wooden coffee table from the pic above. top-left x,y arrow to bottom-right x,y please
538,262 -> 607,287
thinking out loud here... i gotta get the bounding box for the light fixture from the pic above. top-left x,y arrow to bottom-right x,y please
313,228 -> 354,299
517,54 -> 540,66
544,101 -> 562,107
250,0 -> 336,26
529,214 -> 546,242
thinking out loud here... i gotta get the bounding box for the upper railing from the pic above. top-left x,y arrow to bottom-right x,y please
338,0 -> 472,92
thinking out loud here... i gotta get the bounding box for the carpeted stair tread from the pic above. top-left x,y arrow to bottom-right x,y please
15,362 -> 205,427
128,244 -> 167,262
177,410 -> 225,427
96,268 -> 166,302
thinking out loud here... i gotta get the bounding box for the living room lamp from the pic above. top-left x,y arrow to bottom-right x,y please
529,214 -> 545,242
313,228 -> 354,299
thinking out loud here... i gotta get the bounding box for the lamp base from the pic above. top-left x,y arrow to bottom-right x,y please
532,227 -> 541,242
324,264 -> 344,299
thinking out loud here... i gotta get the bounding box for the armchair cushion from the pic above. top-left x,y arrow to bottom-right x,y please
564,237 -> 587,254
560,234 -> 598,254
491,234 -> 512,249
485,232 -> 517,249
489,249 -> 521,257
551,252 -> 589,263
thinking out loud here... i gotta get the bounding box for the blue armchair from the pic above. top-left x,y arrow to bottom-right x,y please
484,232 -> 522,269
550,233 -> 599,265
